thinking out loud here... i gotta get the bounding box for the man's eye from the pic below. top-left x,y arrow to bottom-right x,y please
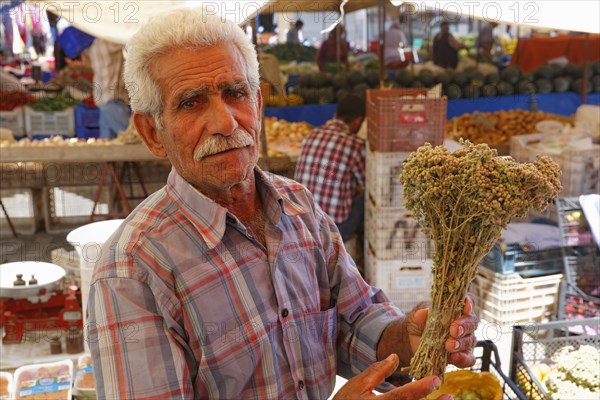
181,100 -> 196,109
227,90 -> 246,100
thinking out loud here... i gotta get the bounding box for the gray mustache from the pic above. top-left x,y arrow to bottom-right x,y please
193,130 -> 254,161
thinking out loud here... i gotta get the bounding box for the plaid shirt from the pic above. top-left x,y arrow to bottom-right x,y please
88,167 -> 401,400
295,119 -> 366,224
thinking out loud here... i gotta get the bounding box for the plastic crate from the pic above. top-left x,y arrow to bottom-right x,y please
0,188 -> 41,235
364,244 -> 432,312
481,242 -> 564,276
366,88 -> 446,152
558,246 -> 600,320
25,106 -> 75,137
57,26 -> 95,59
464,340 -> 528,399
511,133 -> 600,197
365,144 -> 410,208
75,104 -> 100,139
471,267 -> 563,328
0,107 -> 25,136
42,185 -> 112,234
555,197 -> 595,247
510,318 -> 600,400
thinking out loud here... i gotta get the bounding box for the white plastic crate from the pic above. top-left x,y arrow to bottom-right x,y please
0,188 -> 41,235
0,107 -> 25,136
25,106 -> 75,137
364,245 -> 432,312
470,266 -> 563,328
43,185 -> 111,234
365,145 -> 410,208
511,133 -> 600,197
365,223 -> 433,261
365,199 -> 413,230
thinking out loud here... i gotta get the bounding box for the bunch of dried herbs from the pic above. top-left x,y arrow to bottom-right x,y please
399,140 -> 562,379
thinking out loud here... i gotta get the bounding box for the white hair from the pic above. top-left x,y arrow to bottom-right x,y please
124,8 -> 260,126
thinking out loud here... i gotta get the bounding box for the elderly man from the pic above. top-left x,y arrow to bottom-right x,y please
88,8 -> 477,400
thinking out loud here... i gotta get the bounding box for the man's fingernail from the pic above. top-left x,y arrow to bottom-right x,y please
458,326 -> 465,337
386,354 -> 396,362
454,340 -> 460,350
432,376 -> 441,389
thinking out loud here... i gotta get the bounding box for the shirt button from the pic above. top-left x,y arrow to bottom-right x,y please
298,380 -> 304,390
281,308 -> 289,318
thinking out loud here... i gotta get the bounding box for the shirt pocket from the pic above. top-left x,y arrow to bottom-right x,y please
298,307 -> 338,397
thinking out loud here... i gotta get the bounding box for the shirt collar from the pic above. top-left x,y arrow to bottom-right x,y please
166,167 -> 307,249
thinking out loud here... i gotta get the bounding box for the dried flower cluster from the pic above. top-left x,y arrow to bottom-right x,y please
399,140 -> 562,379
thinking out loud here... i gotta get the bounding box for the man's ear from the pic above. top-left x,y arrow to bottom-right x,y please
133,112 -> 167,158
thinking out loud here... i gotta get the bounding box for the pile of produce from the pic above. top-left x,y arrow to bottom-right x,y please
263,42 -> 317,63
264,116 -> 312,157
393,60 -> 600,99
0,90 -> 36,111
447,110 -> 574,146
399,140 -> 562,378
517,345 -> 600,400
28,95 -> 80,112
426,370 -> 502,400
0,136 -> 111,148
292,69 -> 380,104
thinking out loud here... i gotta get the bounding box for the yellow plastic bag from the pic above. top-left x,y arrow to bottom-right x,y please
426,370 -> 503,400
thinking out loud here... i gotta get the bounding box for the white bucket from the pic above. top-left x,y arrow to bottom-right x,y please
67,219 -> 124,349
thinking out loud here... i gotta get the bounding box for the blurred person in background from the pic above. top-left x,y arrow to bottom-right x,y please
476,21 -> 499,59
384,15 -> 409,69
295,94 -> 366,242
432,21 -> 466,69
286,19 -> 304,44
88,38 -> 130,139
317,24 -> 350,72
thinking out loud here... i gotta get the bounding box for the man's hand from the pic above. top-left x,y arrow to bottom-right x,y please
332,354 -> 452,400
377,294 -> 479,370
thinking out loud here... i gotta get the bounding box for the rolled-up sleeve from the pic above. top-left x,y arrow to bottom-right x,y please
88,271 -> 196,399
317,210 -> 403,379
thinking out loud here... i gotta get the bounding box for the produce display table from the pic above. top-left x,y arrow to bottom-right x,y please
265,92 -> 600,123
446,92 -> 600,119
510,34 -> 600,72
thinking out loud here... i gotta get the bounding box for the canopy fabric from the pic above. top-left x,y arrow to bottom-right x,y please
21,0 -> 600,45
415,1 -> 600,34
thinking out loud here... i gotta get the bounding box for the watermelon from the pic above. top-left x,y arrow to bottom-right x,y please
521,72 -> 535,82
332,73 -> 348,90
395,69 -> 414,87
571,78 -> 592,94
548,63 -> 564,78
462,84 -> 480,98
435,72 -> 451,86
451,71 -> 469,86
336,89 -> 351,102
445,84 -> 462,99
318,87 -> 335,104
592,59 -> 600,75
486,73 -> 501,84
534,65 -> 554,80
352,83 -> 370,99
468,70 -> 485,84
418,69 -> 436,87
501,65 -> 522,85
482,84 -> 498,97
411,81 -> 425,88
517,80 -> 536,94
365,70 -> 380,88
299,73 -> 314,88
553,77 -> 570,93
497,81 -> 514,96
592,75 -> 600,92
564,63 -> 584,78
535,79 -> 553,94
313,72 -> 332,88
347,70 -> 365,86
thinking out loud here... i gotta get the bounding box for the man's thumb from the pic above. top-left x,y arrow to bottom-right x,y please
359,354 -> 400,388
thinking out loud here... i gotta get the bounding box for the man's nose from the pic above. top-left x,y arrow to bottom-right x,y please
205,96 -> 237,135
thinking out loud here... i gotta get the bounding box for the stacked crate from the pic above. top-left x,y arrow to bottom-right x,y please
364,88 -> 446,312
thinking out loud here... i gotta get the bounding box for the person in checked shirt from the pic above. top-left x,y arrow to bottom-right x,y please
87,8 -> 478,400
294,94 -> 366,242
